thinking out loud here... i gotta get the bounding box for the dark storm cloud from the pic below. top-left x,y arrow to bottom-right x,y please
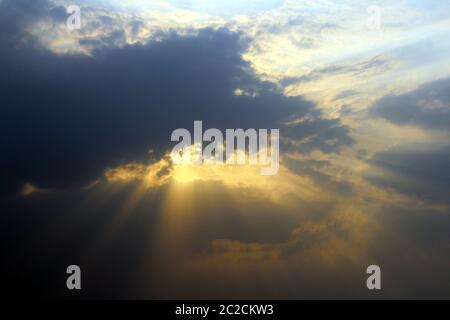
0,0 -> 352,197
370,77 -> 450,131
366,146 -> 450,203
366,77 -> 450,203
366,204 -> 450,299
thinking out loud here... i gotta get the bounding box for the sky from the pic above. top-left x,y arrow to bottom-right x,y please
1,0 -> 450,299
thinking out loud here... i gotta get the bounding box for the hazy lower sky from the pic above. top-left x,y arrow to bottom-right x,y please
1,0 -> 450,299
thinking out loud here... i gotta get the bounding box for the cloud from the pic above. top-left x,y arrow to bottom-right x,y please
0,4 -> 358,299
281,55 -> 391,87
371,77 -> 450,131
104,156 -> 172,188
365,146 -> 450,204
0,0 -> 352,198
365,204 -> 450,299
366,77 -> 450,203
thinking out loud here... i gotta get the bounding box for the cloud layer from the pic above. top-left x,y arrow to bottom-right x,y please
0,0 -> 352,198
2,0 -> 450,299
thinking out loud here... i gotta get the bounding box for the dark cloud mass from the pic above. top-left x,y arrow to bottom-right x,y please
371,77 -> 450,131
367,77 -> 450,203
367,146 -> 450,203
0,0 -> 352,198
